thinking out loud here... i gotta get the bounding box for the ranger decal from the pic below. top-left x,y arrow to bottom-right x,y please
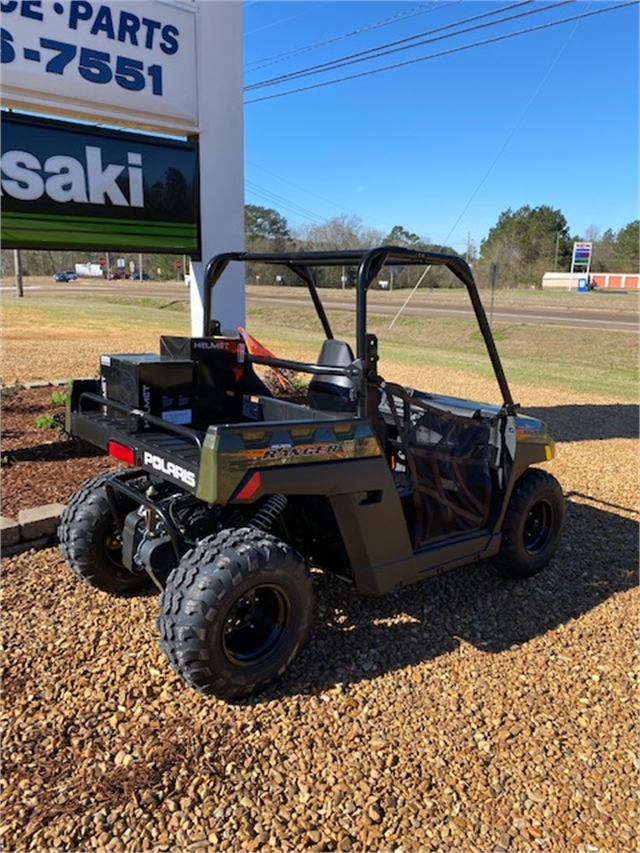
261,443 -> 341,461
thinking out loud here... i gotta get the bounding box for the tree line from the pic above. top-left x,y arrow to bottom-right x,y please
244,204 -> 638,288
2,204 -> 637,289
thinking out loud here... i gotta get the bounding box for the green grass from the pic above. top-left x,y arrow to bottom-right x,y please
2,294 -> 191,336
1,293 -> 637,400
246,305 -> 638,400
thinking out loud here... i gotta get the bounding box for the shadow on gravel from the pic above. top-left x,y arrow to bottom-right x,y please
264,496 -> 638,700
524,403 -> 639,442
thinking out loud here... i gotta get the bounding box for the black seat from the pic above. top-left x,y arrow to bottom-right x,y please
308,339 -> 357,412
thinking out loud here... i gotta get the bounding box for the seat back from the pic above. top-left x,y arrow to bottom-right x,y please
308,339 -> 357,412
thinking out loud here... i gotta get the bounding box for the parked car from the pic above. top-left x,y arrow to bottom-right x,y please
107,271 -> 127,280
129,272 -> 150,280
53,271 -> 78,282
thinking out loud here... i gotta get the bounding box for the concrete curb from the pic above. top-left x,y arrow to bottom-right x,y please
1,504 -> 66,557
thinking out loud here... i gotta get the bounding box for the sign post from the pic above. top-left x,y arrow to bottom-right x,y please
187,1 -> 244,334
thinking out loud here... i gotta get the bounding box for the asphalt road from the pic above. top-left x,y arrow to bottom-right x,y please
246,291 -> 638,332
3,278 -> 637,332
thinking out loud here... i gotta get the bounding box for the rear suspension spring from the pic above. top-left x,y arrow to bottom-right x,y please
251,493 -> 288,532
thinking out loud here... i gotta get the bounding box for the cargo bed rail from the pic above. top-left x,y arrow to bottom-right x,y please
77,391 -> 204,452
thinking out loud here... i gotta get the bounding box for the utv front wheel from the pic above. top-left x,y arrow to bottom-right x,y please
158,527 -> 314,700
498,469 -> 565,579
59,472 -> 148,594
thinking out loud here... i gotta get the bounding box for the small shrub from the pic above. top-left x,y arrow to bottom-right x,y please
49,390 -> 67,406
34,413 -> 66,431
35,414 -> 57,429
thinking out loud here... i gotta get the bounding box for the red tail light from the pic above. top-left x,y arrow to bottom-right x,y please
108,441 -> 135,465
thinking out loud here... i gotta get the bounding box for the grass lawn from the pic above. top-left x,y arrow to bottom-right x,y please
1,290 -> 637,401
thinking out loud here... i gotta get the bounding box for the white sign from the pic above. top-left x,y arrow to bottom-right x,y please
1,0 -> 198,134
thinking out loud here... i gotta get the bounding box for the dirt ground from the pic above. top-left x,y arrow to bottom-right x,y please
1,386 -> 113,519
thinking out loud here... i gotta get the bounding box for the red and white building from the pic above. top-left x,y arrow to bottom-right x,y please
542,272 -> 639,290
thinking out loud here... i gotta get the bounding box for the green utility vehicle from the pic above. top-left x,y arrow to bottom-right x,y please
59,247 -> 564,700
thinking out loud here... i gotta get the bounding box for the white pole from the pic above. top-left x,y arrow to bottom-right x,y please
188,1 -> 245,335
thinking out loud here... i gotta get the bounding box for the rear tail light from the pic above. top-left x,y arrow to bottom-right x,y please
108,441 -> 135,465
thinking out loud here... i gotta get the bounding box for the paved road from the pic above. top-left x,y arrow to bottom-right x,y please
3,279 -> 637,332
247,292 -> 638,332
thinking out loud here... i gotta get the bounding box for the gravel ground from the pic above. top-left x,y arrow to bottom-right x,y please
1,365 -> 638,852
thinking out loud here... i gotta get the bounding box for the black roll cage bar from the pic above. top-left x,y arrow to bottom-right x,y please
204,246 -> 516,414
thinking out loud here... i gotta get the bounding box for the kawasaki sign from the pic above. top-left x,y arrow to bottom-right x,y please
1,112 -> 200,254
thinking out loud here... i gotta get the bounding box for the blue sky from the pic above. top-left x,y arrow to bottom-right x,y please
243,0 -> 639,255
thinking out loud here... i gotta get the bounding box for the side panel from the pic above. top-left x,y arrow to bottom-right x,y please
352,531 -> 501,597
233,459 -> 502,597
196,417 -> 382,504
231,457 -> 416,586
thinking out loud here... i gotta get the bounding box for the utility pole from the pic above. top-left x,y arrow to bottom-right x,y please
554,232 -> 560,271
488,262 -> 498,328
14,249 -> 23,298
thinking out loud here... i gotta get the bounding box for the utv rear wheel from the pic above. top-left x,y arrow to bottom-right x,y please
59,472 -> 148,594
498,469 -> 565,578
158,527 -> 314,700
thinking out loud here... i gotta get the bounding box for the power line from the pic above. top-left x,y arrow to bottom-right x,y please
245,2 -> 457,73
246,0 -> 543,91
245,2 -> 636,104
247,161 -> 350,210
245,181 -> 327,224
386,7 -> 588,333
246,160 -> 399,230
244,2 -> 326,38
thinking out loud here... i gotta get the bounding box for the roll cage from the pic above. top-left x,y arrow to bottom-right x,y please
205,246 -> 516,418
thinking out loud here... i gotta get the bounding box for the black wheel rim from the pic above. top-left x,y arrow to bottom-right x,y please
523,500 -> 553,555
103,522 -> 125,567
222,585 -> 290,665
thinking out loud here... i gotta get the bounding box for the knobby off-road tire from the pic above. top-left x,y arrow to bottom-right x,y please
158,527 -> 314,700
59,471 -> 148,594
497,469 -> 565,579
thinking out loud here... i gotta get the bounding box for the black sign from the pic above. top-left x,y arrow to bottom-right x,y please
1,112 -> 200,255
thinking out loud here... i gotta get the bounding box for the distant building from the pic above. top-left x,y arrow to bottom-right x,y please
542,272 -> 639,291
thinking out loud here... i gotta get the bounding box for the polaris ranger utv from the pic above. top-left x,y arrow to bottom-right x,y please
59,246 -> 564,700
